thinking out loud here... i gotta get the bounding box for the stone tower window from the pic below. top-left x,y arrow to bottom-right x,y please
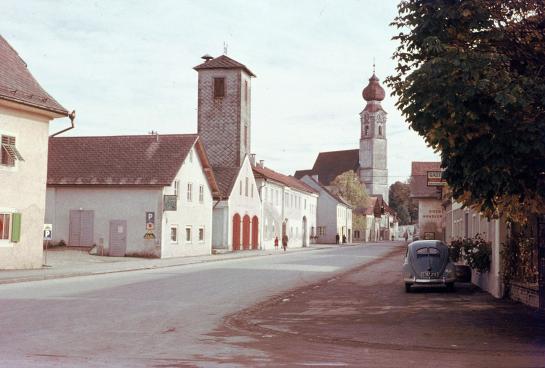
364,125 -> 369,136
214,78 -> 225,98
378,125 -> 382,136
244,80 -> 248,104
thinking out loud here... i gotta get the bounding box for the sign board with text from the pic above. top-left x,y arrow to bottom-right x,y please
43,224 -> 53,241
427,171 -> 447,187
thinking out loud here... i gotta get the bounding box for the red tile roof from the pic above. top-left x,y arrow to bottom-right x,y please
410,161 -> 442,198
294,149 -> 360,186
0,35 -> 68,116
48,134 -> 219,193
302,175 -> 353,208
211,166 -> 241,199
193,55 -> 256,77
253,165 -> 318,194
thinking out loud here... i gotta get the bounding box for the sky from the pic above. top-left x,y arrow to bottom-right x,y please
2,0 -> 439,184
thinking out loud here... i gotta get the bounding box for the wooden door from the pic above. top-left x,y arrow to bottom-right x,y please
242,215 -> 250,250
232,214 -> 241,251
109,220 -> 127,257
69,210 -> 94,247
251,216 -> 259,250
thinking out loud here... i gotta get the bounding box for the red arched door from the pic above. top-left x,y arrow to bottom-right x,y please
232,214 -> 241,251
251,216 -> 259,250
242,215 -> 251,250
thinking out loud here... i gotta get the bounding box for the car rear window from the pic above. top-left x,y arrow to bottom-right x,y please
416,247 -> 440,256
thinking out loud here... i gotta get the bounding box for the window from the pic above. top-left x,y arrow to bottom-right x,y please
0,213 -> 10,240
364,125 -> 369,136
354,230 -> 360,239
240,180 -> 243,195
251,184 -> 254,198
174,180 -> 180,198
245,177 -> 249,196
187,183 -> 193,201
189,149 -> 193,163
285,193 -> 289,207
214,78 -> 225,98
304,199 -> 307,210
244,80 -> 248,104
1,135 -> 23,167
185,226 -> 192,242
198,227 -> 205,242
244,125 -> 248,149
170,226 -> 178,243
318,226 -> 326,236
378,125 -> 382,136
199,185 -> 204,203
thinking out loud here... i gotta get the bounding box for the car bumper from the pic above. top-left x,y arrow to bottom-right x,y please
404,276 -> 456,285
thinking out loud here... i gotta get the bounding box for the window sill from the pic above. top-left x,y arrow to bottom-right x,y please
0,240 -> 13,248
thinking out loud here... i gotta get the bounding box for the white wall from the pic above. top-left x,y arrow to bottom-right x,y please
212,157 -> 262,250
45,187 -> 163,256
258,180 -> 284,250
161,145 -> 213,257
0,104 -> 51,269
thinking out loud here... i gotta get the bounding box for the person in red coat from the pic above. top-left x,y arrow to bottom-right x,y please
274,236 -> 279,250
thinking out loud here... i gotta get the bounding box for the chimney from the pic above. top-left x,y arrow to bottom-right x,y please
259,160 -> 265,168
249,153 -> 256,166
201,54 -> 213,62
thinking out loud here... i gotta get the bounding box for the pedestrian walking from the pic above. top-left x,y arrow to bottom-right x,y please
282,235 -> 288,251
335,233 -> 340,244
274,236 -> 279,250
342,234 -> 347,244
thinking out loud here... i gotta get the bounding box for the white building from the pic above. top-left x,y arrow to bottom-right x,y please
253,163 -> 318,249
300,175 -> 352,244
0,35 -> 69,269
211,155 -> 262,251
46,134 -> 219,258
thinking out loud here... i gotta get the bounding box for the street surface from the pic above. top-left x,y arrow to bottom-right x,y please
0,243 -> 394,367
1,242 -> 544,367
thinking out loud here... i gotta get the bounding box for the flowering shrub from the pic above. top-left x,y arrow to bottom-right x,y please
449,235 -> 492,273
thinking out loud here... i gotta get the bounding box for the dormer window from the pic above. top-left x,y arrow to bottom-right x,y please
1,135 -> 23,167
214,78 -> 225,98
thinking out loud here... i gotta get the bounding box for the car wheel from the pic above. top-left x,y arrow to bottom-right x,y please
446,282 -> 455,292
405,283 -> 411,293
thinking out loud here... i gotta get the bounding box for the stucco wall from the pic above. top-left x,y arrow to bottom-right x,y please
417,198 -> 444,240
161,145 -> 213,257
45,187 -> 163,256
0,105 -> 51,269
258,180 -> 284,250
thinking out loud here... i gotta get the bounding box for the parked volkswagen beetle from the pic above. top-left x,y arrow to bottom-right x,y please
403,240 -> 456,292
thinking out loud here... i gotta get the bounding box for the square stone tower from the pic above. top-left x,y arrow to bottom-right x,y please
359,73 -> 389,203
194,54 -> 255,168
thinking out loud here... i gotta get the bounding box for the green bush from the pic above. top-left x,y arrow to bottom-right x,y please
449,235 -> 492,273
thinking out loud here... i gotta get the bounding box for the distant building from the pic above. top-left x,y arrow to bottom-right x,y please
409,161 -> 444,240
295,70 -> 389,203
46,134 -> 219,258
0,35 -> 69,269
194,54 -> 262,251
300,175 -> 352,244
253,164 -> 318,249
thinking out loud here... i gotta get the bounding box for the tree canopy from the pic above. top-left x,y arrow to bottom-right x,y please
330,171 -> 369,231
389,181 -> 417,225
387,0 -> 545,222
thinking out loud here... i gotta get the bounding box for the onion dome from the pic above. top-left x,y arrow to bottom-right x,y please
362,73 -> 385,102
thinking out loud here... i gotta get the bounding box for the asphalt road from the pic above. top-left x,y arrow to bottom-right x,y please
0,242 -> 398,367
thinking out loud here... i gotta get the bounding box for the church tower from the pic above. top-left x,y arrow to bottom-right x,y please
359,71 -> 389,203
194,54 -> 255,168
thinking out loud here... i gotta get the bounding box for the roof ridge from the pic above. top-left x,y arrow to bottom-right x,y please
49,133 -> 198,139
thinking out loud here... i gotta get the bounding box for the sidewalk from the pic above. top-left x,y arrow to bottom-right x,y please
0,243 -> 343,285
218,244 -> 545,367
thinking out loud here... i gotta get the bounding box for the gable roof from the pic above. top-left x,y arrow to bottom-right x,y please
48,134 -> 219,194
294,149 -> 359,186
410,161 -> 442,199
301,175 -> 353,208
253,165 -> 318,195
212,166 -> 241,199
0,35 -> 68,116
193,55 -> 256,77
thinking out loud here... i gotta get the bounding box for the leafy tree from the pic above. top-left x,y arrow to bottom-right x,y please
389,181 -> 417,225
387,0 -> 545,222
330,171 -> 369,231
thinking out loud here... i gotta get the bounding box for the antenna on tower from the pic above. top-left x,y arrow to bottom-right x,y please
223,41 -> 228,55
373,57 -> 376,74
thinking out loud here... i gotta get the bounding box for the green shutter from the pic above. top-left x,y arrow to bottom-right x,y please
10,213 -> 21,243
